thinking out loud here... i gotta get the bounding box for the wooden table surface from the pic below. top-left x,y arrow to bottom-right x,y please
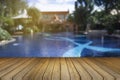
0,58 -> 120,80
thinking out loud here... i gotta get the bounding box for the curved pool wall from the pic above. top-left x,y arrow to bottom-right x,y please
0,32 -> 120,57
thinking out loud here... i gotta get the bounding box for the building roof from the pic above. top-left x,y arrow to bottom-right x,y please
41,11 -> 69,15
12,10 -> 30,19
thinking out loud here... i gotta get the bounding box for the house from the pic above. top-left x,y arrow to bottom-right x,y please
41,11 -> 69,23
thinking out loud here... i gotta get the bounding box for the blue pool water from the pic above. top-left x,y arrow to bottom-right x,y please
0,32 -> 120,57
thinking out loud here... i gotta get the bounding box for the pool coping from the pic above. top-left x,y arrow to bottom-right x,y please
0,38 -> 16,46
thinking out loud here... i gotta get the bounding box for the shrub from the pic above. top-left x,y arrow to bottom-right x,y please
106,26 -> 115,35
1,17 -> 14,34
49,23 -> 65,33
24,27 -> 33,34
33,26 -> 39,32
91,24 -> 105,30
0,28 -> 12,41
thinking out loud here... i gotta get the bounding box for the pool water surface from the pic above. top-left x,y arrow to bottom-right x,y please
0,32 -> 120,57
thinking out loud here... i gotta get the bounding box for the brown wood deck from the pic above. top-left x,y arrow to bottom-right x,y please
0,58 -> 120,80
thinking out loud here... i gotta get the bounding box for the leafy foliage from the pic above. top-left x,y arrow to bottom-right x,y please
23,27 -> 33,34
74,0 -> 94,30
67,14 -> 74,23
0,0 -> 27,17
0,0 -> 27,35
94,0 -> 119,13
74,0 -> 120,33
27,7 -> 41,25
0,28 -> 12,41
94,0 -> 120,25
1,17 -> 14,33
23,7 -> 41,34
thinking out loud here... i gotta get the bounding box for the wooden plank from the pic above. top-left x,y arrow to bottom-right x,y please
0,58 -> 22,77
84,58 -> 115,80
77,58 -> 103,80
1,59 -> 32,80
71,58 -> 92,80
0,58 -> 17,71
12,58 -> 39,80
22,58 -> 46,80
60,58 -> 70,80
34,58 -> 50,80
43,58 -> 55,80
52,58 -> 60,80
91,58 -> 120,80
66,58 -> 80,80
0,58 -> 9,61
96,58 -> 120,74
0,58 -> 119,80
0,58 -> 13,65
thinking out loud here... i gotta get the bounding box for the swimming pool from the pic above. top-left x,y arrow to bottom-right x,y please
0,32 -> 120,57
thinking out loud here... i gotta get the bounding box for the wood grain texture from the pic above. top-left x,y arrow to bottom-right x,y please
0,58 -> 119,80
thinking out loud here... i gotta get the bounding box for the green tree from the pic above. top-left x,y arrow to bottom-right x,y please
93,0 -> 120,34
74,0 -> 94,30
94,0 -> 119,14
94,0 -> 120,23
67,14 -> 74,23
0,0 -> 27,33
25,7 -> 41,33
0,0 -> 27,17
27,7 -> 41,26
